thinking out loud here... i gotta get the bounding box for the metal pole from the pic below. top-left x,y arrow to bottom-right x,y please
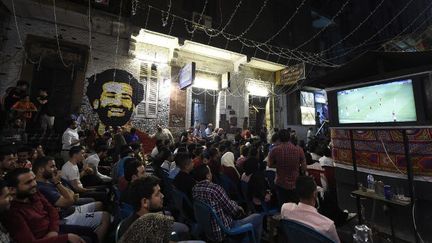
349,129 -> 362,224
402,129 -> 419,243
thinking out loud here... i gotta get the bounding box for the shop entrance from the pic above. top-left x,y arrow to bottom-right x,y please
191,87 -> 218,127
249,95 -> 268,132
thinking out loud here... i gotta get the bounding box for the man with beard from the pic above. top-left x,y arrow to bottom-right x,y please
117,176 -> 189,240
86,69 -> 144,135
34,157 -> 110,243
3,168 -> 85,243
61,146 -> 108,202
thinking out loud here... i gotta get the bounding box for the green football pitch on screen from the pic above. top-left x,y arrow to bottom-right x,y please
337,79 -> 417,124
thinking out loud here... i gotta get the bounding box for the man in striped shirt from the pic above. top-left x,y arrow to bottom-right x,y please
192,164 -> 263,242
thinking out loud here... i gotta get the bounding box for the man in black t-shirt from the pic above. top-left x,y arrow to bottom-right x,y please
34,89 -> 55,135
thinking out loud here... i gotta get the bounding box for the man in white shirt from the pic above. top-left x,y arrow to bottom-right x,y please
204,123 -> 213,139
61,146 -> 107,202
61,120 -> 83,162
319,147 -> 335,167
281,176 -> 340,243
84,144 -> 112,183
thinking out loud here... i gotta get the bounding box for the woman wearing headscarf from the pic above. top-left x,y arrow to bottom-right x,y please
219,141 -> 240,185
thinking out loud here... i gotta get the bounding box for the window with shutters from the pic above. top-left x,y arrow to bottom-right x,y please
136,62 -> 159,118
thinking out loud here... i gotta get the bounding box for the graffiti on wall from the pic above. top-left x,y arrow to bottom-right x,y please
86,69 -> 144,132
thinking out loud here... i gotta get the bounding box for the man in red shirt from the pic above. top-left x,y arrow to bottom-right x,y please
268,129 -> 307,207
3,168 -> 84,243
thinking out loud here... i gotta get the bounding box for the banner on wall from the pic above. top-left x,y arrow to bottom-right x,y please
275,62 -> 305,85
86,69 -> 144,133
331,128 -> 432,177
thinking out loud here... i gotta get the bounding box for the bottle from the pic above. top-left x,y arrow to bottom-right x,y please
367,174 -> 375,191
353,225 -> 373,242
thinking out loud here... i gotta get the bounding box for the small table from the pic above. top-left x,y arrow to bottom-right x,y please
351,190 -> 411,243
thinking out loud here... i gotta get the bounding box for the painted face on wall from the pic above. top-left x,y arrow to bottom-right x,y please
87,69 -> 144,128
95,82 -> 134,126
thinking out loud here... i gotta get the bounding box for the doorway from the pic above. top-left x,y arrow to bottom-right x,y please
31,63 -> 75,132
191,87 -> 218,127
249,95 -> 268,132
24,35 -> 88,133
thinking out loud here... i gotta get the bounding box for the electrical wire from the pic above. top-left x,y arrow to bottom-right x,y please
322,0 -> 417,63
256,0 -> 308,47
53,0 -> 73,67
10,0 -> 39,64
319,0 -> 386,54
112,0 -> 123,82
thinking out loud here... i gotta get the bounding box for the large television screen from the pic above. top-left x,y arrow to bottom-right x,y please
337,79 -> 417,124
300,91 -> 316,125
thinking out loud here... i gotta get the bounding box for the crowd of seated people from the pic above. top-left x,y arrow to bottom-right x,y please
0,81 -> 357,243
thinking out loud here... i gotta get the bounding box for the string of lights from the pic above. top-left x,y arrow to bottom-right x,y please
318,1 -> 431,57
145,4 -> 336,67
131,0 -> 138,15
223,0 -> 268,41
293,0 -> 351,51
319,0 -> 386,54
395,5 -> 432,43
161,0 -> 171,27
256,0 -> 308,47
184,0 -> 208,36
321,0 -> 416,63
202,0 -> 243,38
168,15 -> 175,35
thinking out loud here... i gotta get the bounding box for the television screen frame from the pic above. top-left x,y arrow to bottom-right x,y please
179,62 -> 196,90
327,73 -> 431,127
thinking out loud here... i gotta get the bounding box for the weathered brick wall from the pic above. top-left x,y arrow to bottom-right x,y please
0,15 -> 170,134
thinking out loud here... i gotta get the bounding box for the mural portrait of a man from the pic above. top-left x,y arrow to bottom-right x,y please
86,69 -> 144,131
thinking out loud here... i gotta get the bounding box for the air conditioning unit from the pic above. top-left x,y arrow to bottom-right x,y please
192,12 -> 212,29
